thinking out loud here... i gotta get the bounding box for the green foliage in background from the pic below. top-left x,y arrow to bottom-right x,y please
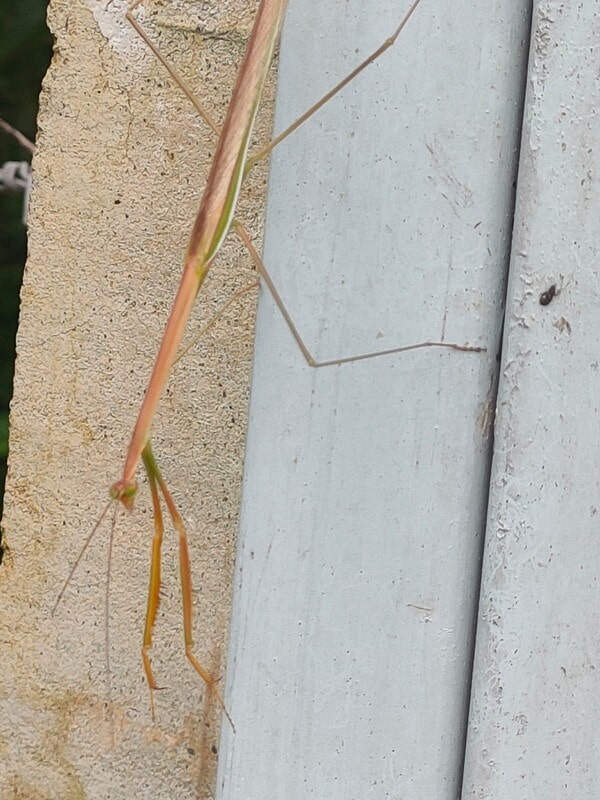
0,1 -> 52,518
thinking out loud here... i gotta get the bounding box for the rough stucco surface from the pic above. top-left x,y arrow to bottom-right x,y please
0,1 -> 273,797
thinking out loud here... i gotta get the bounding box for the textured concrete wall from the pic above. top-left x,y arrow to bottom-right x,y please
0,1 -> 273,797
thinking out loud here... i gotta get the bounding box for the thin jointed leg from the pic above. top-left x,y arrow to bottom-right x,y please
246,0 -> 425,170
174,280 -> 259,366
234,221 -> 484,368
126,0 -> 220,136
142,444 -> 235,730
141,445 -> 166,719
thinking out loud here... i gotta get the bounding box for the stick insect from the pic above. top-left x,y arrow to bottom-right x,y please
54,0 -> 484,727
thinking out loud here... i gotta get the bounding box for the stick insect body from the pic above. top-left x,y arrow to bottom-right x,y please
55,0 -> 483,724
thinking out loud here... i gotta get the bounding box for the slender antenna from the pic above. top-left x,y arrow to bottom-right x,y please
104,504 -> 118,741
52,498 -> 115,615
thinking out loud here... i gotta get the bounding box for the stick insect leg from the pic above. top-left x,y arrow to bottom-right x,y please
245,0 -> 425,172
174,279 -> 259,366
233,221 -> 484,368
143,444 -> 235,731
140,444 -> 166,719
126,0 -> 220,137
127,0 -> 425,176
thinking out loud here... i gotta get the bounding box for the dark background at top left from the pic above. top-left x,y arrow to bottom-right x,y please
0,1 -> 53,519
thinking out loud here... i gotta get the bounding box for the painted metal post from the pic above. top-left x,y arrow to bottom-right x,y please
463,2 -> 600,796
217,2 -> 531,797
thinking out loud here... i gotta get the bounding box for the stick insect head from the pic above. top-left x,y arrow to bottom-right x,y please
109,479 -> 138,511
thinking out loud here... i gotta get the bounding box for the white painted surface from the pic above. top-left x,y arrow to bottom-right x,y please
217,2 -> 530,797
463,2 -> 600,797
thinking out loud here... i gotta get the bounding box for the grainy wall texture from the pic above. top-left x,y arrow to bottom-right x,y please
0,1 -> 273,797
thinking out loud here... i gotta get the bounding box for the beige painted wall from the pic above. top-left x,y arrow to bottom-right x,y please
0,1 -> 274,797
